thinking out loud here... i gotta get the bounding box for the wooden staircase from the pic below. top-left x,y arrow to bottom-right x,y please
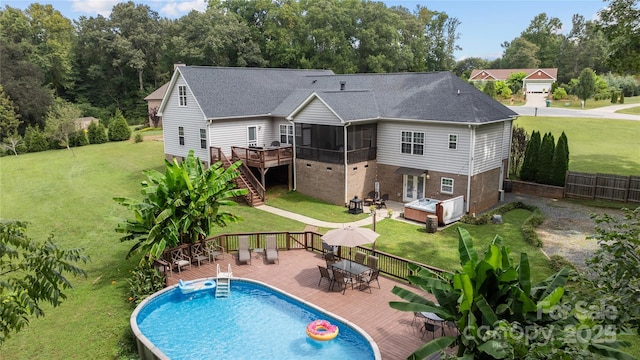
212,147 -> 266,207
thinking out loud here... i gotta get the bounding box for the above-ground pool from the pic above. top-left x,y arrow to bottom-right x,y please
131,278 -> 381,360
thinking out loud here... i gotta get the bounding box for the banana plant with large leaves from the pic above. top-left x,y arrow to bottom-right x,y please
389,227 -> 635,359
114,150 -> 248,260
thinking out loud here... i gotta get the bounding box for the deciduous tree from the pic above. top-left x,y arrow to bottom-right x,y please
0,220 -> 88,344
598,0 -> 640,74
44,99 -> 82,154
574,68 -> 597,105
501,37 -> 540,69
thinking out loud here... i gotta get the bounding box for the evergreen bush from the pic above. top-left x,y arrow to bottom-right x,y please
107,110 -> 131,142
611,90 -> 618,103
134,133 -> 143,143
535,132 -> 555,184
23,126 -> 49,153
483,81 -> 496,98
87,121 -> 108,144
70,129 -> 89,147
519,130 -> 540,181
549,131 -> 569,186
620,93 -> 625,103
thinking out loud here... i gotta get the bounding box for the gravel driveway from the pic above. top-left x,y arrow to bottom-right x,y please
504,192 -> 628,270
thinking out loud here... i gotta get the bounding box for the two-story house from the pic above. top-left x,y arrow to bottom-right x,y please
158,66 -> 517,215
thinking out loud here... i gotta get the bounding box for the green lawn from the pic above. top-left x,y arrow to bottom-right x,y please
548,95 -> 640,109
515,116 -> 640,176
617,106 -> 640,115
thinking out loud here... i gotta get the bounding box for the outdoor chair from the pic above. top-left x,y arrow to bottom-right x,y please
237,235 -> 251,265
332,270 -> 354,295
364,191 -> 377,206
322,241 -> 335,258
375,193 -> 389,209
325,252 -> 338,267
358,269 -> 380,293
367,255 -> 378,270
354,251 -> 367,265
190,243 -> 210,267
317,265 -> 334,290
270,140 -> 280,147
265,235 -> 279,264
170,247 -> 191,274
204,239 -> 225,262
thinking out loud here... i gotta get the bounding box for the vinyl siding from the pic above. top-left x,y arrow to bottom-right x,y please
501,120 -> 512,160
377,121 -> 471,175
209,118 -> 271,156
294,98 -> 343,125
473,122 -> 504,174
162,76 -> 209,161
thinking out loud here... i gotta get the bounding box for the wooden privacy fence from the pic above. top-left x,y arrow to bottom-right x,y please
564,171 -> 640,203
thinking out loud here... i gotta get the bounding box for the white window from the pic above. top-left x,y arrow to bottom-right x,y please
441,177 -> 454,194
178,126 -> 184,146
448,134 -> 458,150
401,131 -> 424,155
200,129 -> 206,149
279,124 -> 293,145
178,86 -> 187,106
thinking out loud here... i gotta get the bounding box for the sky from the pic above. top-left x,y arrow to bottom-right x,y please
1,0 -> 609,60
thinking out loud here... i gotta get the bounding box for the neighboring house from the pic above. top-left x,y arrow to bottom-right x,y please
158,66 -> 518,214
469,68 -> 558,94
144,82 -> 169,128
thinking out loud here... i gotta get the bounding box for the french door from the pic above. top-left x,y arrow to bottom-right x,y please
403,175 -> 425,202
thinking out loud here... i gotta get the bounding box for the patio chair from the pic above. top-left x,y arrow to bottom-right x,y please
375,193 -> 389,209
325,252 -> 338,267
204,239 -> 225,262
332,270 -> 354,295
317,265 -> 334,290
364,191 -> 376,206
354,251 -> 367,265
237,235 -> 251,265
270,140 -> 280,147
190,243 -> 210,267
170,247 -> 191,274
265,235 -> 279,264
358,269 -> 380,293
367,255 -> 379,270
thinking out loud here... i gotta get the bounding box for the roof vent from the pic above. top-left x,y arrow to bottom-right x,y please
340,81 -> 346,91
457,89 -> 460,95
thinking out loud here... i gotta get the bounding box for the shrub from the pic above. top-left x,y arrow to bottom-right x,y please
520,130 -> 540,181
23,126 -> 49,153
552,87 -> 567,100
69,129 -> 89,147
108,110 -> 131,142
611,90 -> 618,103
549,131 -> 569,186
549,254 -> 576,272
87,121 -> 108,144
127,261 -> 165,305
134,133 -> 143,143
620,93 -> 625,104
483,81 -> 496,98
535,132 -> 555,184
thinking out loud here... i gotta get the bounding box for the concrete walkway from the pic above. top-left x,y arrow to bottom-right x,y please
255,200 -> 408,229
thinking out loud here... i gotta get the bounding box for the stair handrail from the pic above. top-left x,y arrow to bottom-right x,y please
230,148 -> 266,203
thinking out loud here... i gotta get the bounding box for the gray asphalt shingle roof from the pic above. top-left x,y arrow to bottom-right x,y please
178,66 -> 517,124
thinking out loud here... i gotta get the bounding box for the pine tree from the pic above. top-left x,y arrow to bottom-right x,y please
519,130 -> 540,181
107,110 -> 131,142
536,132 -> 555,184
87,121 -> 107,144
549,131 -> 569,186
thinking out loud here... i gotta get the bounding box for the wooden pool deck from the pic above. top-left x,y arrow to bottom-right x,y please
166,249 -> 453,359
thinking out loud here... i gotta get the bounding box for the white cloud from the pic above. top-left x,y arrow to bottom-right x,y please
71,0 -> 121,17
158,0 -> 207,17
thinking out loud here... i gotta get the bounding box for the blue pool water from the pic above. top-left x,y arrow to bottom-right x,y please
134,279 -> 378,359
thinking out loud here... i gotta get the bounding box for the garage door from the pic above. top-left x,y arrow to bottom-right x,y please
526,82 -> 551,93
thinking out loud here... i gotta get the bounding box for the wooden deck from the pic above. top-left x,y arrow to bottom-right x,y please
166,249 -> 451,359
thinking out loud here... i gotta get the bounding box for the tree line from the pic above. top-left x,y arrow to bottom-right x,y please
0,0 -> 638,148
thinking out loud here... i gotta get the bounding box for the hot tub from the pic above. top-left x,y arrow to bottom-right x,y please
403,195 -> 465,225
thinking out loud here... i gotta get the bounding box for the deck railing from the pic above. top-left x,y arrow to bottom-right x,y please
210,146 -> 266,204
187,231 -> 450,282
231,145 -> 293,169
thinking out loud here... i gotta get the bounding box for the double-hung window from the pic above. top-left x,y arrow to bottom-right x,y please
448,134 -> 458,150
441,177 -> 454,194
200,129 -> 206,149
279,124 -> 293,145
401,131 -> 424,155
178,126 -> 185,145
178,86 -> 187,106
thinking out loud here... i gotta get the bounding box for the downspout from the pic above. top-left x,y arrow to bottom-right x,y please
287,119 -> 296,190
467,125 -> 476,215
343,122 -> 352,205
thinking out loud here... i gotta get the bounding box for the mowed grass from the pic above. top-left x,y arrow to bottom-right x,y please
617,106 -> 640,115
515,116 -> 640,176
549,95 -> 640,109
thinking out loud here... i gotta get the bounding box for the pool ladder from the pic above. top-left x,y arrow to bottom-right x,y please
216,264 -> 232,298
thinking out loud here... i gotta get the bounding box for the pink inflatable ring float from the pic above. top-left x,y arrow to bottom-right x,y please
306,319 -> 339,341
